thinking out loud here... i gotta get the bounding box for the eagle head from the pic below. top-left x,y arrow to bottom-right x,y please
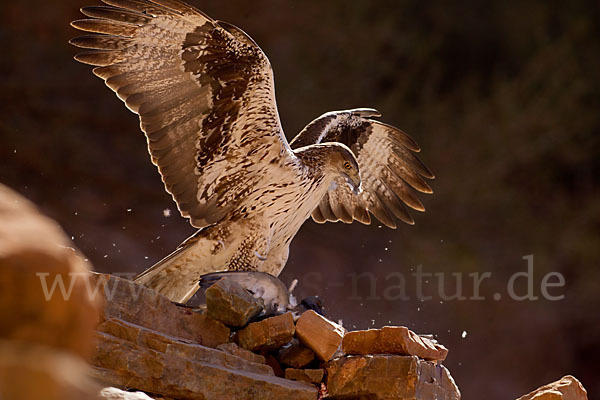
327,143 -> 362,195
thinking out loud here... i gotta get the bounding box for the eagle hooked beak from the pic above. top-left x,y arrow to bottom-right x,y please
343,174 -> 362,196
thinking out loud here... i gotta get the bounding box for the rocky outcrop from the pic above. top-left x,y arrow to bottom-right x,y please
1,183 -> 589,400
91,325 -> 315,400
90,274 -> 316,399
516,375 -> 588,400
87,271 -> 463,399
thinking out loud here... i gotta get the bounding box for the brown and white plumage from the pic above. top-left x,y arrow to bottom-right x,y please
71,0 -> 434,303
290,108 -> 435,228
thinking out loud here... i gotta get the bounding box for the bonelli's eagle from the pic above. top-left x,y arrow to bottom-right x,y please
71,0 -> 434,303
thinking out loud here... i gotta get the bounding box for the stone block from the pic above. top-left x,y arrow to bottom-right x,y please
342,326 -> 448,361
205,277 -> 263,327
326,355 -> 460,400
237,312 -> 295,351
295,310 -> 344,362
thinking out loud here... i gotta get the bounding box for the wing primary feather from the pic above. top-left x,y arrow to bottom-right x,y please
103,67 -> 182,90
371,120 -> 421,152
349,108 -> 381,118
80,6 -> 153,24
124,80 -> 198,114
330,198 -> 353,223
71,19 -> 139,36
378,180 -> 415,225
74,50 -> 125,66
311,207 -> 327,224
384,165 -> 426,211
148,0 -> 211,19
70,35 -> 134,50
392,146 -> 435,179
370,192 -> 398,229
100,0 -> 177,16
352,204 -> 372,225
318,196 -> 337,221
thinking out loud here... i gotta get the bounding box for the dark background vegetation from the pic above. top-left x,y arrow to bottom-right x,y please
1,0 -> 599,398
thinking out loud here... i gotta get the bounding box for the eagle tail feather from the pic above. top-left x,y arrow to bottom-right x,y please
133,238 -> 205,304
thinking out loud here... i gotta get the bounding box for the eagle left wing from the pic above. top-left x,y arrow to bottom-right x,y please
290,108 -> 434,228
70,0 -> 291,228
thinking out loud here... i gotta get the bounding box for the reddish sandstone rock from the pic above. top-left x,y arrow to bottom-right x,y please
285,368 -> 324,385
217,342 -> 266,364
0,184 -> 101,400
0,184 -> 101,358
278,339 -> 315,368
237,312 -> 295,351
342,326 -> 448,361
94,318 -> 273,377
295,310 -> 345,361
0,340 -> 100,400
91,330 -> 316,400
89,273 -> 230,348
326,355 -> 460,400
264,354 -> 285,378
516,375 -> 588,400
92,320 -> 318,399
205,277 -> 263,327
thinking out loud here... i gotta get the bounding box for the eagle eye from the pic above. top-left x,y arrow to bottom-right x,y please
343,161 -> 352,170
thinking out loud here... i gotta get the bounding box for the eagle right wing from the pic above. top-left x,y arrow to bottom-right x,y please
71,0 -> 291,228
290,109 -> 434,228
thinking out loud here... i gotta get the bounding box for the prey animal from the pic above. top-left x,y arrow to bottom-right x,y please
71,0 -> 434,303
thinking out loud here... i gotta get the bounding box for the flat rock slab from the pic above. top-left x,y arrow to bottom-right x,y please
516,375 -> 588,400
92,322 -> 317,400
278,339 -> 315,368
342,326 -> 448,361
95,318 -> 273,377
206,278 -> 262,327
285,368 -> 324,385
296,310 -> 345,362
237,312 -> 295,351
326,355 -> 460,400
89,273 -> 230,348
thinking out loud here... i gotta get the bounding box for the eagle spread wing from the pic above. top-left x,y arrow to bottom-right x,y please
290,109 -> 434,228
71,0 -> 291,228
